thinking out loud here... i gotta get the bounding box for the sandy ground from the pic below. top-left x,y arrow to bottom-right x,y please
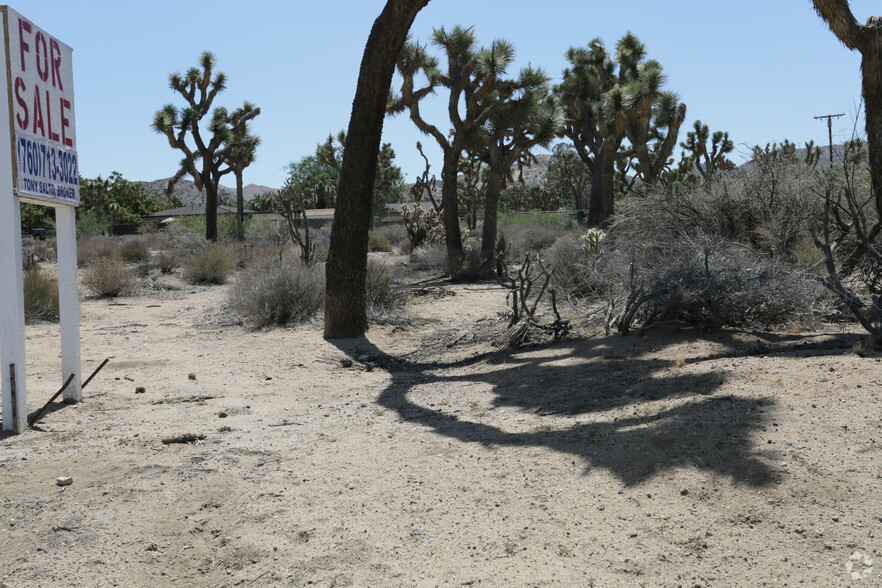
1,260 -> 881,587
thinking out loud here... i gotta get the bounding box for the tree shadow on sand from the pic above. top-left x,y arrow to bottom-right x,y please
329,327 -> 857,488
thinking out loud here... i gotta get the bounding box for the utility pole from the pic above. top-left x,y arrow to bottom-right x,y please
814,113 -> 845,163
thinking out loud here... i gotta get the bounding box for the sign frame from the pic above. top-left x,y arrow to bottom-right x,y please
1,5 -> 81,434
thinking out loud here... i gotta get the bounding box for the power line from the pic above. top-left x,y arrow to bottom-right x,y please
814,113 -> 845,163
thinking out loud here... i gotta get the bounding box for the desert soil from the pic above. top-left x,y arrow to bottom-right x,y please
1,257 -> 881,587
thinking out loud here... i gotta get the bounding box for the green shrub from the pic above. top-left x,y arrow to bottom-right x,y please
23,267 -> 59,322
181,243 -> 236,285
82,256 -> 137,298
227,258 -> 324,328
366,258 -> 407,318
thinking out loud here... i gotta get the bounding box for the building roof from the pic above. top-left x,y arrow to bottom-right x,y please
143,204 -> 255,218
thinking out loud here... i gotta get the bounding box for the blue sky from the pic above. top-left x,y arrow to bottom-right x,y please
16,0 -> 877,190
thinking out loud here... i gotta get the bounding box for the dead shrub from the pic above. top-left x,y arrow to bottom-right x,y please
368,224 -> 407,253
365,258 -> 407,319
118,237 -> 151,263
77,237 -> 118,266
181,243 -> 236,285
608,234 -> 826,334
410,242 -> 447,274
82,256 -> 137,298
227,257 -> 324,327
23,266 -> 59,322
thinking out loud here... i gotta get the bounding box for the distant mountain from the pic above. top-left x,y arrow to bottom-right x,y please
140,178 -> 277,207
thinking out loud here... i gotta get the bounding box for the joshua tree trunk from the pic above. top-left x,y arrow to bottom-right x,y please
205,180 -> 219,242
812,2 -> 882,215
480,169 -> 505,265
324,0 -> 430,339
440,149 -> 465,274
236,172 -> 245,240
588,144 -> 617,226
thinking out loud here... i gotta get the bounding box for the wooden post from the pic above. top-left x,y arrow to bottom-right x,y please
0,13 -> 27,432
56,205 -> 82,402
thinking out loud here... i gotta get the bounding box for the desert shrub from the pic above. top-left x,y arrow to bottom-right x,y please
154,249 -> 179,274
76,209 -> 109,238
82,256 -> 137,298
181,242 -> 236,285
23,266 -> 59,322
365,258 -> 407,318
619,156 -> 822,260
118,237 -> 150,263
410,242 -> 447,274
34,238 -> 57,263
77,237 -> 118,266
21,238 -> 37,270
503,222 -> 569,260
368,224 -> 408,252
227,258 -> 324,327
544,232 -> 607,299
608,234 -> 827,333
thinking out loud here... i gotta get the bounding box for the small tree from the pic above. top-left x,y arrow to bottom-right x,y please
813,139 -> 882,345
225,103 -> 261,240
547,143 -> 592,218
152,51 -> 259,242
273,176 -> 327,266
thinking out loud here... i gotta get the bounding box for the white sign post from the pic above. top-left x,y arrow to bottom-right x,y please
1,6 -> 81,433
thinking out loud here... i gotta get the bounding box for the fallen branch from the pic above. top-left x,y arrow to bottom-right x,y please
161,434 -> 205,445
152,395 -> 217,405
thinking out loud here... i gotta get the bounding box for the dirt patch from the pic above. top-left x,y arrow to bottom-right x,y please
2,270 -> 881,587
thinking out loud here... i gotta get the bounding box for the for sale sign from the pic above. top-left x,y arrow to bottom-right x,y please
4,6 -> 78,205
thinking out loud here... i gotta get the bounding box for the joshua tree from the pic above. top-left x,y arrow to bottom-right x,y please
547,143 -> 592,218
555,33 -> 685,226
470,70 -> 562,265
388,26 -> 528,275
225,103 -> 261,240
678,120 -> 736,180
324,0 -> 429,339
812,2 -> 882,216
152,51 -> 259,241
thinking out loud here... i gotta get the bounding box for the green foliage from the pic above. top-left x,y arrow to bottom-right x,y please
286,153 -> 338,209
75,209 -> 110,238
79,172 -> 172,230
181,242 -> 236,285
227,257 -> 325,328
248,191 -> 278,212
172,214 -> 248,240
287,131 -> 406,215
674,120 -> 736,183
23,266 -> 59,322
20,203 -> 53,233
82,256 -> 137,298
554,32 -> 686,225
547,143 -> 591,212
